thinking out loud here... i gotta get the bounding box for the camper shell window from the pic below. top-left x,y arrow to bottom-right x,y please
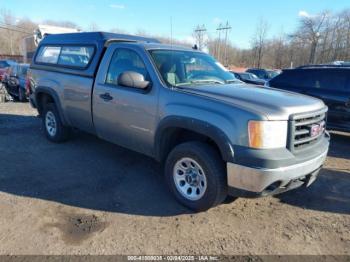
35,45 -> 95,69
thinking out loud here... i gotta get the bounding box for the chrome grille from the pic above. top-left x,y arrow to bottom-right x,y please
290,109 -> 327,151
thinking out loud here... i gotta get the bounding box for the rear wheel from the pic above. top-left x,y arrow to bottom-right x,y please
42,103 -> 70,143
165,142 -> 227,211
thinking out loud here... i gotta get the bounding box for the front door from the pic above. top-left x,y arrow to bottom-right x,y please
92,44 -> 159,156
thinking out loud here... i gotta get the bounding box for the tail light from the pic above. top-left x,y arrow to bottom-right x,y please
25,77 -> 31,96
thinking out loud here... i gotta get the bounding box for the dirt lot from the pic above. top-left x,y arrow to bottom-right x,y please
0,102 -> 349,255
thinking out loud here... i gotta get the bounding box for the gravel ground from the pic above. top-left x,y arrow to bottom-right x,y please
0,102 -> 349,255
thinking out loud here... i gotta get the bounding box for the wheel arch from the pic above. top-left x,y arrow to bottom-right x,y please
35,86 -> 68,126
155,116 -> 234,163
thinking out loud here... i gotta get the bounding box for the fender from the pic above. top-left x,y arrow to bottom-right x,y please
155,116 -> 235,162
35,86 -> 69,126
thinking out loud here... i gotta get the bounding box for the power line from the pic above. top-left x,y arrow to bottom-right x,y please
0,24 -> 32,35
194,24 -> 207,50
216,21 -> 231,65
216,23 -> 222,60
0,21 -> 32,32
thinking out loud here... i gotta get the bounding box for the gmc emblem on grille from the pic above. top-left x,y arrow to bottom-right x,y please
310,122 -> 325,137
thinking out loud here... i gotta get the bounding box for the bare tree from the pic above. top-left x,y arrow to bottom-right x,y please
0,9 -> 36,56
88,22 -> 100,32
110,27 -> 127,34
274,33 -> 286,68
0,9 -> 17,55
251,18 -> 269,68
0,8 -> 80,57
296,12 -> 328,64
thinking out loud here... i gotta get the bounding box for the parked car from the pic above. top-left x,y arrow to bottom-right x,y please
231,71 -> 266,85
331,61 -> 350,66
5,63 -> 29,102
267,64 -> 350,132
246,68 -> 280,80
28,32 -> 329,211
0,60 -> 16,83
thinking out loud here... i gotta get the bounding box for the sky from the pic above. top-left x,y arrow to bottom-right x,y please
0,0 -> 349,48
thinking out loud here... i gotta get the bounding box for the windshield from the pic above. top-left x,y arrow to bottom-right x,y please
240,73 -> 255,80
250,73 -> 259,79
149,50 -> 237,87
267,70 -> 279,79
19,66 -> 29,76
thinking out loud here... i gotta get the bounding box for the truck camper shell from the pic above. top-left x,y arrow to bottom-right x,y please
32,32 -> 160,77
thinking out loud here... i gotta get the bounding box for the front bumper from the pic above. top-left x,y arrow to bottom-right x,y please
227,147 -> 328,196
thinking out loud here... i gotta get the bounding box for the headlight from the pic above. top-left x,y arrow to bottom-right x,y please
248,121 -> 287,149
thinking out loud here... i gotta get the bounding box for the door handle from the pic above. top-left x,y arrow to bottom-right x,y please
99,93 -> 113,101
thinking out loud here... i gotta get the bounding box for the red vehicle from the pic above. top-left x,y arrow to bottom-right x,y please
0,60 -> 17,82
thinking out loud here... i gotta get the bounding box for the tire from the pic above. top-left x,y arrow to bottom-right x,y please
18,87 -> 27,102
223,195 -> 237,204
10,94 -> 19,102
3,84 -> 16,101
165,141 -> 227,212
42,103 -> 70,143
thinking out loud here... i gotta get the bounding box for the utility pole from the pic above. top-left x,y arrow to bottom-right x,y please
194,24 -> 207,51
216,23 -> 222,62
217,21 -> 231,66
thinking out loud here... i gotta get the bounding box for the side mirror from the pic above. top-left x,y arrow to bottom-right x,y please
118,71 -> 150,89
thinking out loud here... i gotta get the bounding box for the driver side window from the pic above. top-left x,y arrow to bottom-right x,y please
106,49 -> 148,85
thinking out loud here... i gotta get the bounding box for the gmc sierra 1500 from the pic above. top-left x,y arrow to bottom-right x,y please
28,32 -> 330,211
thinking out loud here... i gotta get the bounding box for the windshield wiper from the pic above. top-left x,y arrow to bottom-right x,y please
190,79 -> 224,84
174,79 -> 224,87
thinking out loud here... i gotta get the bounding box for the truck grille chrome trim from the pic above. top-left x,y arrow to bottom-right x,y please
289,108 -> 328,151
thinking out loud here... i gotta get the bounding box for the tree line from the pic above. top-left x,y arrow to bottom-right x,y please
0,8 -> 349,69
209,9 -> 350,69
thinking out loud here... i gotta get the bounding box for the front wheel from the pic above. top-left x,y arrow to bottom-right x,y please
165,142 -> 227,212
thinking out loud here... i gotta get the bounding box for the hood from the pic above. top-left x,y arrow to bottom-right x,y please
180,83 -> 325,120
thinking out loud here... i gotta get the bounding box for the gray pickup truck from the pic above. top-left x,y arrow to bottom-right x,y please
28,32 -> 330,211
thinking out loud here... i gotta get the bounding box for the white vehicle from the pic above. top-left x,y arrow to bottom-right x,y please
22,25 -> 79,63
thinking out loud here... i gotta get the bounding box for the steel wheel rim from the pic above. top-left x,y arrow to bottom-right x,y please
45,111 -> 57,137
173,157 -> 207,201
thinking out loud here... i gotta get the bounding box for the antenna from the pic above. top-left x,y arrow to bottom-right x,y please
170,16 -> 173,48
